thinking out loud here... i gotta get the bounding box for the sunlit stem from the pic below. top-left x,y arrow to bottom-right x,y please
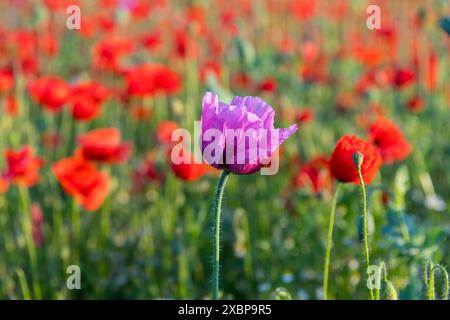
353,152 -> 375,300
323,183 -> 341,300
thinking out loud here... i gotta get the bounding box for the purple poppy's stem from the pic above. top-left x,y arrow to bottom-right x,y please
323,182 -> 341,300
211,170 -> 230,300
353,151 -> 374,300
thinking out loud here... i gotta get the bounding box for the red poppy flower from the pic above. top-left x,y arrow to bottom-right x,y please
292,156 -> 332,194
71,98 -> 102,121
28,76 -> 70,113
259,77 -> 277,93
296,109 -> 314,124
70,81 -> 109,121
130,106 -> 152,122
141,30 -> 162,51
199,61 -> 221,83
2,146 -> 43,189
168,144 -> 216,181
132,158 -> 164,192
5,95 -> 18,116
329,135 -> 382,184
157,121 -> 178,145
78,128 -> 131,164
52,155 -> 109,212
125,64 -> 181,97
407,95 -> 425,113
368,117 -> 412,164
92,37 -> 135,73
392,68 -> 415,88
0,68 -> 13,93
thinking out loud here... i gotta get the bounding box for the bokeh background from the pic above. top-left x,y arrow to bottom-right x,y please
0,0 -> 449,299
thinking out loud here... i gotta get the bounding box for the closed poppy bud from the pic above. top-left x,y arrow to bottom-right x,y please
329,135 -> 382,184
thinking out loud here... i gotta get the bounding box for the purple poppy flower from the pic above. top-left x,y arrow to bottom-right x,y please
201,92 -> 298,175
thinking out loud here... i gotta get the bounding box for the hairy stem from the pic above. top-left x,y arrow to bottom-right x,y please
211,170 -> 230,300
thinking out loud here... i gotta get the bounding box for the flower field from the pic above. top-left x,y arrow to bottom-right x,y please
0,0 -> 449,300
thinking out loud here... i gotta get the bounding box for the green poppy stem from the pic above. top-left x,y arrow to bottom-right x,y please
323,183 -> 341,300
18,187 -> 42,299
211,170 -> 230,300
353,152 -> 375,300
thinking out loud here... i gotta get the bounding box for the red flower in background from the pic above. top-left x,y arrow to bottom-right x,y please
259,77 -> 277,93
70,81 -> 110,121
140,30 -> 162,51
52,155 -> 109,212
0,68 -> 13,93
78,128 -> 131,164
329,135 -> 382,184
28,76 -> 70,113
125,64 -> 181,97
1,146 -> 43,191
368,117 -> 412,164
6,95 -> 18,116
31,203 -> 44,247
426,50 -> 438,92
168,143 -> 216,181
170,156 -> 216,181
132,157 -> 164,192
392,68 -> 415,88
199,61 -> 221,83
407,95 -> 425,113
296,109 -> 314,125
292,156 -> 332,194
92,37 -> 135,73
157,121 -> 178,145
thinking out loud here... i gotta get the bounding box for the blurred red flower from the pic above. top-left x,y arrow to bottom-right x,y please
407,95 -> 425,113
70,81 -> 110,121
329,135 -> 382,184
125,64 -> 181,97
168,144 -> 216,181
259,77 -> 277,93
5,95 -> 17,116
31,203 -> 44,247
392,68 -> 415,88
157,121 -> 178,145
78,128 -> 131,164
292,156 -> 332,194
28,76 -> 70,113
52,155 -> 109,212
0,68 -> 13,93
368,117 -> 412,164
92,37 -> 135,73
2,146 -> 43,190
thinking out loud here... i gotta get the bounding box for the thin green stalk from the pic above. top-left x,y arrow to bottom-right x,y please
323,183 -> 341,300
353,152 -> 374,300
15,268 -> 32,300
211,170 -> 230,300
71,198 -> 81,262
18,187 -> 42,299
